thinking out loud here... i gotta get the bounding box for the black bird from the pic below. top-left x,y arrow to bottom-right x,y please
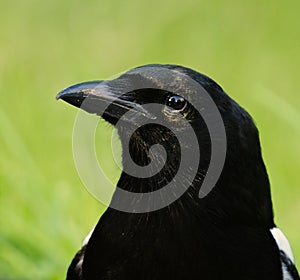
57,64 -> 299,280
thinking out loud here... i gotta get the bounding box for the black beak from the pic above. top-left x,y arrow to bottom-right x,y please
56,80 -> 155,123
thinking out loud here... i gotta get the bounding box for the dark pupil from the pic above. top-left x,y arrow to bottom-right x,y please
167,95 -> 186,110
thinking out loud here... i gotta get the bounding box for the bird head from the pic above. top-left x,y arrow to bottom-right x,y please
57,64 -> 273,225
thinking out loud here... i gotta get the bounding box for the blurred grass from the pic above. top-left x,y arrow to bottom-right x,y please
0,0 -> 299,278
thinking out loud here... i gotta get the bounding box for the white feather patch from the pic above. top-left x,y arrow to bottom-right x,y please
270,227 -> 294,263
82,226 -> 95,247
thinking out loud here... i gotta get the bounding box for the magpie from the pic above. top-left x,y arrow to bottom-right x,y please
57,64 -> 299,280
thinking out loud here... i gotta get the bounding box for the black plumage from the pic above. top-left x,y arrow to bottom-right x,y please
57,64 -> 299,280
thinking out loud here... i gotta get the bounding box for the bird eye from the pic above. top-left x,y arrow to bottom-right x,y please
166,95 -> 187,111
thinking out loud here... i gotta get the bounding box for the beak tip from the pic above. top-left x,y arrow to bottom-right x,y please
56,87 -> 69,101
56,92 -> 63,100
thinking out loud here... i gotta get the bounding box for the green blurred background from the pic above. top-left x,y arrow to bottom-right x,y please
0,0 -> 299,278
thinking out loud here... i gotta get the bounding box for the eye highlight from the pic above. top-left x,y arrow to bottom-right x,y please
166,95 -> 187,111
